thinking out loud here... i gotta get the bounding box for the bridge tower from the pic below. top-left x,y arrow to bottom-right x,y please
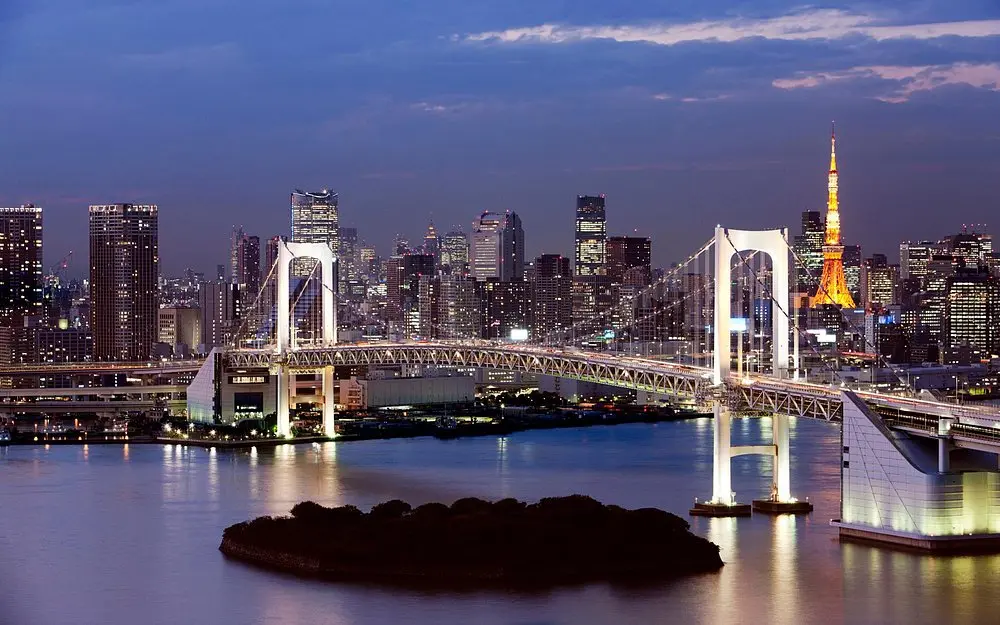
274,241 -> 337,438
694,227 -> 810,516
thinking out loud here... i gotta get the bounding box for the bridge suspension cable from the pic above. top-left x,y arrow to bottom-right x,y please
537,237 -> 717,347
781,231 -> 913,392
722,230 -> 850,386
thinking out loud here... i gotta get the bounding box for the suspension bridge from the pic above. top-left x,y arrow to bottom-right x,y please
5,225 -> 1000,550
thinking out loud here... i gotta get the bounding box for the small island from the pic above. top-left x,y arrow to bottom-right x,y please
220,495 -> 723,588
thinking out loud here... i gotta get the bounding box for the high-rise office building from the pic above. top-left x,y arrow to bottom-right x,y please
920,254 -> 957,347
947,230 -> 990,269
793,210 -> 824,292
861,254 -> 898,311
480,279 -> 531,340
440,230 -> 469,275
944,267 -> 1000,364
417,275 -> 441,338
439,276 -> 481,340
291,189 -> 339,253
385,256 -> 404,323
532,254 -> 572,343
470,211 -> 504,279
359,245 -> 377,281
843,244 -> 862,303
199,281 -> 241,350
422,223 -> 440,260
607,236 -> 652,286
575,195 -> 607,277
813,127 -> 856,308
230,229 -> 261,297
339,227 -> 359,290
500,211 -> 525,281
900,240 -> 942,285
396,253 -> 434,323
89,204 -> 159,361
0,205 -> 43,366
291,189 -> 338,342
158,307 -> 201,355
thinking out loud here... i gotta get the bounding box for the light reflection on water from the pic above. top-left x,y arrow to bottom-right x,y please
1,420 -> 1000,625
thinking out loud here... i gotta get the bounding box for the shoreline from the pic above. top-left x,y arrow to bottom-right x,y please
4,410 -> 708,448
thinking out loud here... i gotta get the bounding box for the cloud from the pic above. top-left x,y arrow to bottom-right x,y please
773,62 -> 1000,102
410,101 -> 468,114
119,43 -> 242,71
652,92 -> 731,103
462,9 -> 1000,47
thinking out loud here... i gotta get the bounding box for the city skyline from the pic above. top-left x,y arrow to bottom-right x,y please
1,2 -> 998,274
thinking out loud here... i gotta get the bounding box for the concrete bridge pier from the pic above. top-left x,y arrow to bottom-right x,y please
276,365 -> 291,438
691,402 -> 751,517
752,414 -> 813,514
691,406 -> 812,517
322,366 -> 336,438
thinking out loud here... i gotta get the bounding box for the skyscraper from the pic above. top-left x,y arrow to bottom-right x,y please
339,227 -> 359,289
793,210 -> 824,292
440,230 -> 469,275
532,254 -> 572,343
843,244 -> 862,303
861,254 -> 898,311
500,211 -> 525,281
291,189 -> 338,342
198,281 -> 241,349
813,127 -> 856,308
230,231 -> 261,297
439,276 -> 481,339
0,206 -> 43,365
944,267 -> 1000,364
900,240 -> 942,285
89,204 -> 159,361
470,211 -> 503,279
422,222 -> 440,260
607,236 -> 652,286
575,195 -> 607,277
291,189 -> 339,254
480,278 -> 531,340
0,205 -> 43,330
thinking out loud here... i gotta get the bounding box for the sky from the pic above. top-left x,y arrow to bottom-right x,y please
1,0 -> 999,276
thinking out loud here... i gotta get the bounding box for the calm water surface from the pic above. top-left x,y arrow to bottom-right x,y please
2,418 -> 999,625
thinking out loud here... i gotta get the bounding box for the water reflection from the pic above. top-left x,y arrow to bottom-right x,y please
4,421 -> 1000,625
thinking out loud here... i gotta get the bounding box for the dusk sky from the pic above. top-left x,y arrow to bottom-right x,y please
1,0 -> 999,276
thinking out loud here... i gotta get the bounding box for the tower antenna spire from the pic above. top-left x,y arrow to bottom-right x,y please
813,122 -> 855,309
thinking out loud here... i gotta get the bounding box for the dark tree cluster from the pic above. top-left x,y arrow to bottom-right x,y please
221,495 -> 723,588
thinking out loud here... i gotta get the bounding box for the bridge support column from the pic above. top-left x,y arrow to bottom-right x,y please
276,365 -> 291,439
713,402 -> 732,504
322,366 -> 336,438
774,413 -> 791,502
751,415 -> 812,514
691,402 -> 751,517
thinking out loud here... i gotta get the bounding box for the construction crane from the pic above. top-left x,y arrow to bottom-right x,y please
47,251 -> 74,283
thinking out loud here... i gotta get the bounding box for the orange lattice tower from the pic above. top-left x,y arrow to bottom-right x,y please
812,124 -> 856,308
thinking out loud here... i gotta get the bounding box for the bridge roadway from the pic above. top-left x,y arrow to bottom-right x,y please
0,400 -> 187,414
0,361 -> 203,377
0,385 -> 188,415
225,341 -> 1000,451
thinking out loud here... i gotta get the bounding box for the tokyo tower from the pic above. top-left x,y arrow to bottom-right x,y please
812,124 -> 856,308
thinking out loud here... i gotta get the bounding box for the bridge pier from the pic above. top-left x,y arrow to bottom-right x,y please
276,365 -> 291,438
752,413 -> 813,514
322,366 -> 336,438
692,406 -> 812,517
691,403 -> 751,517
